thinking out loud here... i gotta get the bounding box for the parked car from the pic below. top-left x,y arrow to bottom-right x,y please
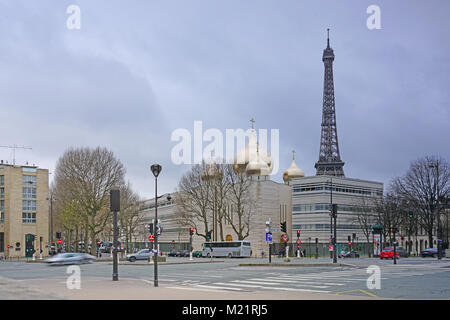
178,250 -> 190,257
384,246 -> 408,257
338,251 -> 360,258
168,251 -> 179,257
126,249 -> 151,262
46,253 -> 96,265
192,251 -> 202,258
380,248 -> 399,259
420,248 -> 445,258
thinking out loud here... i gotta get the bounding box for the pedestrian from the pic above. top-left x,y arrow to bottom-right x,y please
261,249 -> 265,259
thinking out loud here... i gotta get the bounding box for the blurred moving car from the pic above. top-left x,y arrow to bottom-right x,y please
126,249 -> 151,262
380,248 -> 399,259
421,248 -> 445,258
46,253 -> 96,265
338,251 -> 360,258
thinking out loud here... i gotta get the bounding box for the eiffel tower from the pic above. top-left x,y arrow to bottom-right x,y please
315,29 -> 345,177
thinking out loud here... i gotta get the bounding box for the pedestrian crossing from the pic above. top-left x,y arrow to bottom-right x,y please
164,264 -> 450,295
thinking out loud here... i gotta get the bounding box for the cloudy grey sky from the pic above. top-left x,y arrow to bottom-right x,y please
1,0 -> 449,198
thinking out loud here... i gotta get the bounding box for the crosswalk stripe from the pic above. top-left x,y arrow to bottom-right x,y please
261,277 -> 345,286
247,278 -> 330,288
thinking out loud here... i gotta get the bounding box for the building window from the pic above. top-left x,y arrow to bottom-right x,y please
0,200 -> 4,211
0,175 -> 4,186
22,212 -> 36,223
22,200 -> 36,211
23,187 -> 36,199
22,175 -> 36,186
0,212 -> 3,224
0,188 -> 4,199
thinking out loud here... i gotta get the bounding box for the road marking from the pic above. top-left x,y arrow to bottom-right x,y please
166,286 -> 232,293
262,277 -> 345,286
247,278 -> 330,288
193,284 -> 244,291
335,289 -> 379,298
213,282 -> 330,293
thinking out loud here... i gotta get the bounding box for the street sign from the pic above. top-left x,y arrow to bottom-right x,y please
270,228 -> 280,233
329,245 -> 333,251
296,239 -> 301,245
57,239 -> 62,245
266,232 -> 272,243
148,235 -> 155,242
282,234 -> 288,242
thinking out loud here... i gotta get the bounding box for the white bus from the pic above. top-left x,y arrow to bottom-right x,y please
201,241 -> 251,258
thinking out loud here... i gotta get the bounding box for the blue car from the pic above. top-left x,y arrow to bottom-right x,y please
421,248 -> 445,258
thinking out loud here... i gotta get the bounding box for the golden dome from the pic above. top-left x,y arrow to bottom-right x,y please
246,148 -> 270,176
233,119 -> 273,176
283,150 -> 304,182
202,151 -> 222,179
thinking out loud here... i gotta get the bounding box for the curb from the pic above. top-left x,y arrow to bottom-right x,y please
238,263 -> 357,268
115,260 -> 226,266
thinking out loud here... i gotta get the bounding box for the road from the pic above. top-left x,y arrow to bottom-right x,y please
1,257 -> 449,299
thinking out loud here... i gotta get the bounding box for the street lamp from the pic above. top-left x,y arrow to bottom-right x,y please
151,164 -> 162,287
429,161 -> 442,260
46,193 -> 57,247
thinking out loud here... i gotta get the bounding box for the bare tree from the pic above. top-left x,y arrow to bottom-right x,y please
391,156 -> 450,248
175,162 -> 213,241
373,193 -> 406,246
354,196 -> 378,257
118,182 -> 144,252
223,165 -> 256,240
53,147 -> 125,254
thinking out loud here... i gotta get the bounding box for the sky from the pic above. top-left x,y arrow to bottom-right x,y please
1,0 -> 449,199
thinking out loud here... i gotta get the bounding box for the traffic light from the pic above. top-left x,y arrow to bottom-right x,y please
189,227 -> 194,236
348,235 -> 351,242
147,223 -> 154,234
409,212 -> 414,219
56,232 -> 61,239
297,230 -> 300,238
332,204 -> 338,216
206,231 -> 212,241
281,221 -> 287,233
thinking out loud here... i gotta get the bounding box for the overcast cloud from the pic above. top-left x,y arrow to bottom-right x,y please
1,0 -> 449,198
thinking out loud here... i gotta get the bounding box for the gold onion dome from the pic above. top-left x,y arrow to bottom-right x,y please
283,150 -> 304,182
245,143 -> 271,176
233,118 -> 273,175
202,151 -> 222,179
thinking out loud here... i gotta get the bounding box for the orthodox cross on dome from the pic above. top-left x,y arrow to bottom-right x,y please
292,150 -> 295,160
250,118 -> 255,129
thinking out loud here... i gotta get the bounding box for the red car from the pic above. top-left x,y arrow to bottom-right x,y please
380,248 -> 399,259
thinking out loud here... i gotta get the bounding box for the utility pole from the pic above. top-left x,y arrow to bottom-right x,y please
110,189 -> 120,281
430,161 -> 442,260
332,204 -> 338,263
0,145 -> 32,165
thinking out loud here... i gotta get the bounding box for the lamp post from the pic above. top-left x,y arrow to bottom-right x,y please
151,164 -> 162,287
429,161 -> 442,260
110,188 -> 120,281
46,193 -> 56,247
